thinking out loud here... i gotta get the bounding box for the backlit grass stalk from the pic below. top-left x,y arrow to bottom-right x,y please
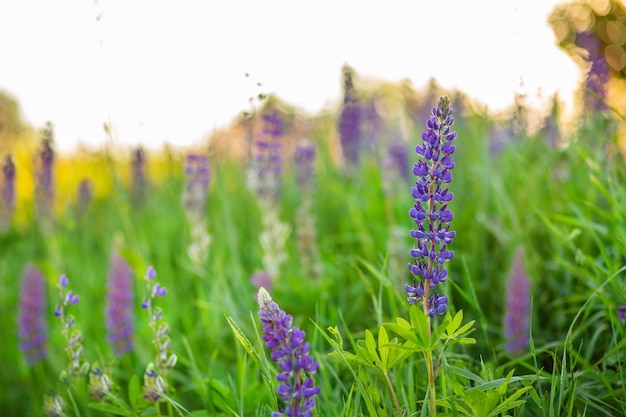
405,96 -> 457,416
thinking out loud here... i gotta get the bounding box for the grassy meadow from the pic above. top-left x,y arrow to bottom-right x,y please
1,99 -> 626,416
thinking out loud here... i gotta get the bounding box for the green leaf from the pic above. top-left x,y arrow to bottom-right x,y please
128,374 -> 140,411
377,326 -> 390,370
224,314 -> 257,360
447,365 -> 486,385
88,402 -> 131,416
364,329 -> 382,366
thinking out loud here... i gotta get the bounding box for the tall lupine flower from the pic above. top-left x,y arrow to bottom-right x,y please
382,138 -> 410,199
54,274 -> 89,378
338,64 -> 361,168
140,266 -> 176,402
504,248 -> 531,355
248,110 -> 284,205
105,252 -> 135,356
248,109 -> 290,285
18,264 -> 48,365
1,154 -> 16,231
294,142 -> 322,278
76,179 -> 93,219
36,126 -> 55,220
576,30 -> 610,113
405,96 -> 457,317
183,154 -> 211,265
388,140 -> 410,182
131,147 -> 146,206
257,288 -> 320,417
183,154 -> 210,215
294,142 -> 316,191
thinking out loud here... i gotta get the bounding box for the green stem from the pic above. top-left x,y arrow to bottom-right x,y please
384,371 -> 403,417
423,348 -> 437,417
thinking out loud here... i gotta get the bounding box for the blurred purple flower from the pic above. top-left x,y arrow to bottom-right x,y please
105,252 -> 135,356
405,96 -> 457,317
251,270 -> 273,292
1,154 -> 16,230
131,147 -> 146,205
338,65 -> 361,167
257,287 -> 320,417
76,179 -> 93,218
388,140 -> 410,182
294,142 -> 316,190
576,30 -> 610,112
618,306 -> 626,323
18,264 -> 48,365
183,154 -> 210,213
504,248 -> 531,355
250,110 -> 284,203
36,127 -> 55,219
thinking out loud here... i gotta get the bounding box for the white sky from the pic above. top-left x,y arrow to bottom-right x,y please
0,0 -> 580,152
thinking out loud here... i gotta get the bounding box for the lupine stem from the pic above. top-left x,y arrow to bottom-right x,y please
406,96 -> 457,417
424,348 -> 436,416
383,371 -> 403,417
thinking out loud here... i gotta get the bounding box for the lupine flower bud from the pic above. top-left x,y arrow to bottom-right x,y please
88,367 -> 113,399
504,248 -> 531,355
18,264 -> 48,365
257,287 -> 320,417
105,252 -> 135,356
406,96 -> 457,317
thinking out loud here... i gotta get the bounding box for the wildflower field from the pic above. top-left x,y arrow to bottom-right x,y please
1,91 -> 626,417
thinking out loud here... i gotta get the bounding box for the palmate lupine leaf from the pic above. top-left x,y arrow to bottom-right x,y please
439,370 -> 531,417
315,324 -> 384,417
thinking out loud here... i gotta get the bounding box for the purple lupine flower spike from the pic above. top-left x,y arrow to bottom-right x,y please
338,64 -> 361,167
131,147 -> 147,205
76,179 -> 93,219
252,110 -> 284,203
18,264 -> 48,365
294,142 -> 323,278
183,154 -> 210,212
576,30 -> 609,112
257,287 -> 320,417
37,125 -> 55,220
1,154 -> 16,231
105,252 -> 135,356
406,96 -> 457,317
504,248 -> 531,355
294,142 -> 316,190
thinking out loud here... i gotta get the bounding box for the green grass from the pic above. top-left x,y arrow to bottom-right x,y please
1,108 -> 625,416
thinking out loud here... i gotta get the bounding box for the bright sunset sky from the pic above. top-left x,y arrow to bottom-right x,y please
1,0 -> 581,152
